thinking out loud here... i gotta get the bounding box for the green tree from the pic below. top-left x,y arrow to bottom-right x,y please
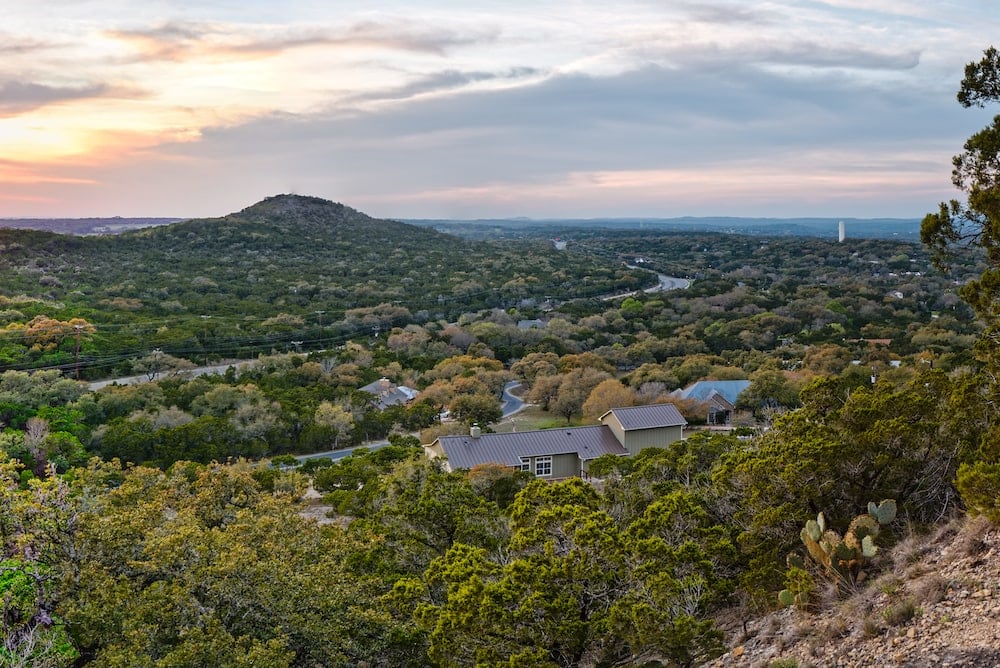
716,371 -> 961,595
736,368 -> 801,416
60,460 -> 419,667
449,393 -> 502,428
413,479 -> 728,667
358,459 -> 509,573
921,46 -> 1000,520
313,401 -> 353,448
0,456 -> 81,667
130,350 -> 196,381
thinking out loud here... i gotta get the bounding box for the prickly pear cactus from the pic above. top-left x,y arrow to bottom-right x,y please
868,499 -> 897,525
861,534 -> 878,558
804,516 -> 823,542
789,500 -> 896,590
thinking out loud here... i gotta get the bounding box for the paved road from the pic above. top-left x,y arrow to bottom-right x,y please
643,274 -> 691,292
87,360 -> 257,391
295,441 -> 391,463
602,266 -> 691,301
501,380 -> 525,416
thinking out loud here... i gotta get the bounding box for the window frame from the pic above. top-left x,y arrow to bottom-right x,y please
535,455 -> 553,477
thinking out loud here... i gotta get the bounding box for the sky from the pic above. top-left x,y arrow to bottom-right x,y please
2,1 -> 999,220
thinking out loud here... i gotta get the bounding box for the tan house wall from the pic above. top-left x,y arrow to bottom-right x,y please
424,442 -> 451,471
621,425 -> 684,456
601,412 -> 627,445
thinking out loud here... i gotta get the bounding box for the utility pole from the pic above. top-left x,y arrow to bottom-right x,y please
201,315 -> 211,366
73,324 -> 84,379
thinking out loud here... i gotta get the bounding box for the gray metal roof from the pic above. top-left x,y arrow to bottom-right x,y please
434,425 -> 627,470
601,404 -> 687,430
359,378 -> 419,409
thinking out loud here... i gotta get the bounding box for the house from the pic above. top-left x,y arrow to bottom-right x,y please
598,404 -> 687,455
424,403 -> 686,478
672,380 -> 751,425
359,377 -> 419,410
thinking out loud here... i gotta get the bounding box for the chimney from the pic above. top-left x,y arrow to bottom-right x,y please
470,423 -> 481,438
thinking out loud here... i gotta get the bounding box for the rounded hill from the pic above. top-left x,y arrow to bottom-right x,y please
0,194 -> 648,369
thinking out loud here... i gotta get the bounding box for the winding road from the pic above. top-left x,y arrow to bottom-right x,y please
601,265 -> 690,301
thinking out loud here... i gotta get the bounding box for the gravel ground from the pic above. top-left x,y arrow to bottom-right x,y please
707,515 -> 1000,668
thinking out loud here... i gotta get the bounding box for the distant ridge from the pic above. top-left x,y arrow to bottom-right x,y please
406,216 -> 922,240
0,217 -> 181,236
1,196 -> 920,240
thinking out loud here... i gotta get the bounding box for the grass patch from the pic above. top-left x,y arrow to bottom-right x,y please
492,405 -> 587,433
768,660 -> 799,668
862,617 -> 883,638
883,598 -> 919,626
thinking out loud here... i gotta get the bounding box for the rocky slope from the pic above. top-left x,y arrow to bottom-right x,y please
708,515 -> 1000,667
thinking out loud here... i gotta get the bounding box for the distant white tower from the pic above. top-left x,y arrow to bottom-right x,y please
838,221 -> 846,243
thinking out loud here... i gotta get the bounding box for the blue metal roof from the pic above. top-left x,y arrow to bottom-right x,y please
675,380 -> 751,405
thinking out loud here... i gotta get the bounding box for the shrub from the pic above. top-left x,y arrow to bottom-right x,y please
955,461 -> 1000,522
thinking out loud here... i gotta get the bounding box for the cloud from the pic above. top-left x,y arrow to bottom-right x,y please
347,67 -> 541,104
104,22 -> 208,61
304,20 -> 499,56
0,35 -> 57,55
749,41 -> 921,70
0,81 -> 114,116
3,0 -> 991,218
106,19 -> 500,63
65,54 -> 965,219
677,1 -> 778,26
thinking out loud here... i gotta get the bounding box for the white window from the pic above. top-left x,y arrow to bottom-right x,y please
519,457 -> 531,472
535,456 -> 552,477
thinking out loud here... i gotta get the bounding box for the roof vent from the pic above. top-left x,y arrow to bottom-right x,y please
470,423 -> 481,438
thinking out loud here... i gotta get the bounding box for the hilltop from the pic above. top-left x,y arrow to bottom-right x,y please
152,194 -> 447,245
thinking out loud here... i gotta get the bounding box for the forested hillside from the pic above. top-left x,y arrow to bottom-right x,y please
0,195 -> 649,374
